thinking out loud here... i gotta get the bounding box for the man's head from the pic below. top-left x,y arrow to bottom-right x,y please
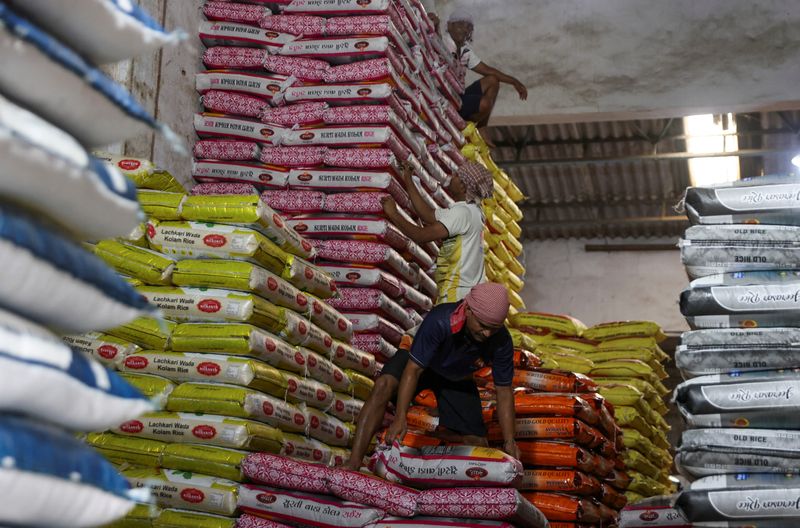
447,8 -> 474,46
448,161 -> 494,203
463,282 -> 510,342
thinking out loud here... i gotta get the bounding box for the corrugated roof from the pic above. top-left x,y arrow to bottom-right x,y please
490,111 -> 800,240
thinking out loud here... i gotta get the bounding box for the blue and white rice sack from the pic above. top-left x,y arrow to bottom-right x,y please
0,94 -> 143,241
7,0 -> 184,65
0,205 -> 154,333
0,3 -> 176,147
0,414 -> 148,527
0,308 -> 153,430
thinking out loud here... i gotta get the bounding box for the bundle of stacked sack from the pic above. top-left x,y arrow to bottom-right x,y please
0,1 -> 188,526
507,314 -> 675,511
623,175 -> 800,526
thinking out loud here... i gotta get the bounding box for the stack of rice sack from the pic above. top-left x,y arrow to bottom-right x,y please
0,1 -> 187,525
646,175 -> 800,526
460,125 -> 527,316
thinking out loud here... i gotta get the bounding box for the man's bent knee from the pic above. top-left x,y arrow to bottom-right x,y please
370,375 -> 399,402
481,74 -> 500,91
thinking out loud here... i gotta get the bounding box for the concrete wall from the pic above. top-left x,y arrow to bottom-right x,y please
519,239 -> 690,332
429,0 -> 800,125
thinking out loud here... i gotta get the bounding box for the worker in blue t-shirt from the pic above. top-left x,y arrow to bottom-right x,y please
344,282 -> 519,470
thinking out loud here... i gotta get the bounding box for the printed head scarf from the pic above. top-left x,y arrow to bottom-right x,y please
459,161 -> 495,203
465,282 -> 510,326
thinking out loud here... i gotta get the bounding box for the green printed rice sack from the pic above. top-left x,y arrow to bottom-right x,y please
98,152 -> 186,193
107,316 -> 176,350
138,190 -> 186,221
171,323 -> 306,374
62,331 -> 141,368
583,321 -> 666,342
180,194 -> 314,259
113,412 -> 282,452
508,328 -> 538,351
86,432 -> 167,467
172,259 -> 309,314
119,352 -> 288,397
596,336 -> 669,361
346,369 -> 375,401
104,503 -> 156,528
510,312 -> 587,337
152,509 -> 235,528
94,240 -> 176,285
123,467 -> 239,516
166,382 -> 307,433
161,444 -> 247,482
589,359 -> 664,385
119,372 -> 176,410
122,223 -> 148,248
614,407 -> 654,439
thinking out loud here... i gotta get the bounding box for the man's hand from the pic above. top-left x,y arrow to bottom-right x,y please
503,439 -> 521,462
399,161 -> 414,185
384,416 -> 408,446
381,195 -> 398,218
513,79 -> 528,101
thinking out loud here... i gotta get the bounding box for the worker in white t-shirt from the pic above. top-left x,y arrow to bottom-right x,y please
382,161 -> 495,304
444,9 -> 528,141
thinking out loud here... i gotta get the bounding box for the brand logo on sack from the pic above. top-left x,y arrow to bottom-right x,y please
294,413 -> 305,426
357,88 -> 373,96
259,173 -> 274,182
284,443 -> 295,455
120,420 -> 144,434
336,345 -> 346,358
197,362 -> 221,376
308,354 -> 317,367
295,351 -> 306,365
297,293 -> 308,307
262,402 -> 274,415
338,319 -> 348,331
299,322 -> 308,334
302,240 -> 312,251
357,0 -> 372,5
294,223 -> 309,233
311,415 -> 320,428
639,511 -> 659,521
736,417 -> 751,427
362,356 -> 371,368
288,379 -> 298,392
324,335 -> 333,347
300,132 -> 316,140
466,467 -> 488,480
265,339 -> 277,352
336,400 -> 345,412
345,272 -> 361,281
192,425 -> 217,440
298,172 -> 313,182
97,345 -> 119,359
257,494 -> 277,505
198,299 -> 222,313
334,370 -> 344,382
317,389 -> 328,401
146,223 -> 156,239
124,356 -> 148,369
313,449 -> 323,461
355,41 -> 370,50
267,84 -> 282,93
313,300 -> 323,314
118,159 -> 141,171
267,277 -> 279,291
181,488 -> 205,504
272,213 -> 284,228
261,128 -> 275,137
265,31 -> 280,38
336,426 -> 344,438
203,234 -> 227,247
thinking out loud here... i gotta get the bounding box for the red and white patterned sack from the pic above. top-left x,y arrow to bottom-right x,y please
310,240 -> 419,287
331,340 -> 378,377
238,484 -> 385,528
328,469 -> 419,518
203,47 -> 329,81
281,127 -> 404,154
196,71 -> 295,101
305,349 -> 351,392
242,452 -> 332,494
280,83 -> 395,106
351,333 -> 396,363
323,105 -> 399,127
320,264 -> 404,298
191,182 -> 259,196
259,14 -> 326,36
326,15 -> 394,37
260,102 -> 328,126
329,391 -> 364,422
328,288 -> 414,330
324,192 -> 387,215
325,148 -> 396,169
345,312 -> 405,347
404,240 -> 436,271
203,2 -> 271,25
402,282 -> 434,312
202,90 -> 269,119
280,37 -> 392,63
371,518 -> 516,528
236,514 -> 295,528
280,433 -> 334,466
443,103 -> 468,132
260,146 -> 328,167
194,140 -> 261,161
192,160 -> 289,190
441,144 -> 469,167
371,444 -> 524,489
261,190 -> 326,214
287,215 -> 410,252
286,169 -> 411,211
430,184 -> 455,209
417,488 -> 548,528
306,407 -> 352,447
199,21 -> 298,49
283,371 -> 335,410
194,113 -> 286,144
324,58 -> 399,84
284,0 -> 392,15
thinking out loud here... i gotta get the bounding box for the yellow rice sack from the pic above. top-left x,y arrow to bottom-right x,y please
501,232 -> 523,257
119,352 -> 288,397
62,331 -> 141,369
119,373 -> 175,410
502,269 -> 524,293
166,382 -> 308,433
623,450 -> 660,481
346,369 -> 375,401
492,239 -> 514,266
485,211 -> 505,234
113,411 -> 282,453
123,467 -> 240,516
508,288 -> 525,311
484,230 -> 501,250
484,248 -> 506,274
172,259 -> 310,315
582,321 -> 666,342
104,503 -> 155,528
138,190 -> 186,221
585,349 -> 666,377
93,240 -> 176,286
153,509 -> 235,528
596,336 -> 669,361
180,194 -> 314,259
507,220 -> 522,239
96,152 -> 186,193
530,349 -> 594,374
614,407 -> 654,440
596,384 -> 645,408
171,323 -> 306,374
505,178 -> 524,203
627,471 -> 670,497
624,491 -> 645,504
506,256 -> 525,277
86,432 -> 167,467
161,444 -> 247,482
121,223 -> 148,248
492,202 -> 513,227
499,196 -> 523,223
589,359 -> 663,385
107,316 -> 176,350
507,305 -> 519,318
508,328 -> 538,351
548,337 -> 597,354
510,312 -> 587,337
621,428 -> 657,458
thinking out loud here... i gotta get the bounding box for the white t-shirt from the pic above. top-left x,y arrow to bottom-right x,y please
442,33 -> 481,87
434,201 -> 486,304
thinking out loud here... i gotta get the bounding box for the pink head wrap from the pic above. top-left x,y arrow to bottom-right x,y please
464,282 -> 510,326
458,161 -> 494,203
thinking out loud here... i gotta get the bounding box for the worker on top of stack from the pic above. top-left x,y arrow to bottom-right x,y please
382,160 -> 495,305
344,282 -> 519,470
